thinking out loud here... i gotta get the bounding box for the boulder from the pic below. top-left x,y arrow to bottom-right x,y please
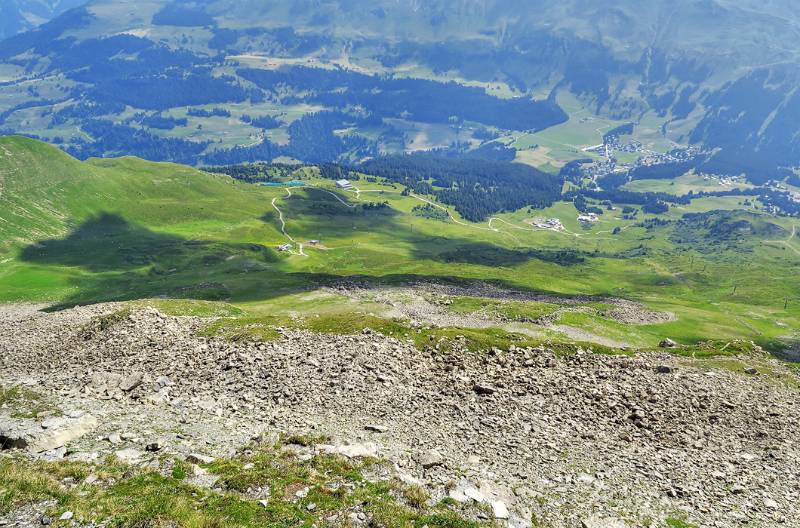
31,414 -> 98,453
473,383 -> 497,396
119,372 -> 144,392
364,424 -> 388,433
322,442 -> 378,459
419,449 -> 444,469
491,500 -> 509,520
115,448 -> 146,464
186,453 -> 216,465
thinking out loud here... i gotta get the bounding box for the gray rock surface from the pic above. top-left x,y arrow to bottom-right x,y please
0,304 -> 798,527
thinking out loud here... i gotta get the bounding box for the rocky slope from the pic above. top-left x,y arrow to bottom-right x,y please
1,304 -> 798,527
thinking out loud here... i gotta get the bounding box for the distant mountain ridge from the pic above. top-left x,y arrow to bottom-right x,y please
1,0 -> 800,181
0,0 -> 86,41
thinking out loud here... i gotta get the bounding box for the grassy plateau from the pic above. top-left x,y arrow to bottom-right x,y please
0,136 -> 798,358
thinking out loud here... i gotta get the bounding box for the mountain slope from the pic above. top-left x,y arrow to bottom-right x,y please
0,137 -> 798,353
0,136 -> 274,250
1,0 -> 800,180
0,0 -> 86,41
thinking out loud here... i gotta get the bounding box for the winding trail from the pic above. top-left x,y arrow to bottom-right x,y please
308,185 -> 358,209
408,192 -> 499,233
765,224 -> 800,257
779,224 -> 800,256
271,188 -> 307,257
276,182 -> 640,254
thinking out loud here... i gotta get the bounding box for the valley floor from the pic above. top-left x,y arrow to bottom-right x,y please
1,304 -> 798,527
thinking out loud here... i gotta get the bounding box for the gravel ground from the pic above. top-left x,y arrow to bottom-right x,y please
1,304 -> 798,528
328,282 -> 675,349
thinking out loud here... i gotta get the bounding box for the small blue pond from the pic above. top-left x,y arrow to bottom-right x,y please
261,181 -> 306,187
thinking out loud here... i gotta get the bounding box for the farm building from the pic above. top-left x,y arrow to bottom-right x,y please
529,217 -> 565,231
336,179 -> 352,189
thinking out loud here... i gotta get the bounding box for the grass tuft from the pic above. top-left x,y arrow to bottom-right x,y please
0,446 -> 487,528
0,386 -> 59,419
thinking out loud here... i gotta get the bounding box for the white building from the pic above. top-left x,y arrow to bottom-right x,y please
545,218 -> 564,230
336,179 -> 352,189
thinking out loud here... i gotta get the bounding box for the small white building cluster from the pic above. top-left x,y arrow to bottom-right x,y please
578,212 -> 600,223
702,174 -> 739,186
532,218 -> 564,231
336,179 -> 353,190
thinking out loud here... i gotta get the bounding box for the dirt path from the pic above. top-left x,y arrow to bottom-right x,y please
307,183 -> 685,250
271,188 -> 307,257
781,224 -> 799,256
309,185 -> 358,209
765,224 -> 800,256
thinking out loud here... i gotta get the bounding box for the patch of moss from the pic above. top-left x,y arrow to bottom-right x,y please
81,307 -> 132,337
0,447 -> 487,528
666,518 -> 698,528
0,386 -> 59,419
446,296 -> 560,322
133,299 -> 244,317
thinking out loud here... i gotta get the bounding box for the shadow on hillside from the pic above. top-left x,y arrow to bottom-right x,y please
412,241 -> 586,266
264,188 -> 400,227
20,213 -> 282,310
21,214 -> 281,272
19,212 -> 597,310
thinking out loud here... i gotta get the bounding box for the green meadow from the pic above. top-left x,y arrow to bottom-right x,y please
0,433 -> 486,528
1,136 -> 798,357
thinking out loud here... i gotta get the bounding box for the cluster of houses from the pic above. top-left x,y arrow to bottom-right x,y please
637,146 -> 702,167
578,212 -> 600,224
579,139 -> 706,184
278,240 -> 321,252
532,218 -> 564,231
701,174 -> 741,187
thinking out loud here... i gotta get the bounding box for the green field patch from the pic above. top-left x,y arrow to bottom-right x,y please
0,386 -> 59,420
200,315 -> 290,343
682,356 -> 800,387
447,297 -> 561,322
624,173 -> 753,195
132,299 -> 244,318
0,442 -> 486,528
1,138 -> 799,356
665,518 -> 698,528
200,308 -> 621,357
555,311 -> 657,348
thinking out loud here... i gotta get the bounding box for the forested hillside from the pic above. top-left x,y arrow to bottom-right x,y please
359,155 -> 562,221
1,0 -> 800,182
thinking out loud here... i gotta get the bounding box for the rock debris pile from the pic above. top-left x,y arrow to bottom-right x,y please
1,304 -> 798,527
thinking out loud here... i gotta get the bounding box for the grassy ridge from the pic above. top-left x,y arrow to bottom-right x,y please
1,136 -> 799,351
